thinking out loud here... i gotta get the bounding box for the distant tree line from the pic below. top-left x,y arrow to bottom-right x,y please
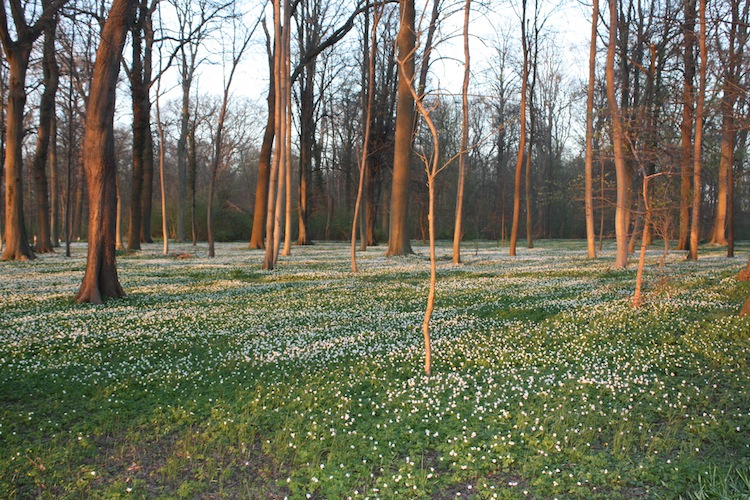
1,0 -> 749,301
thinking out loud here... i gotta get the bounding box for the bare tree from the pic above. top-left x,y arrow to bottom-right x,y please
207,8 -> 256,257
352,5 -> 382,273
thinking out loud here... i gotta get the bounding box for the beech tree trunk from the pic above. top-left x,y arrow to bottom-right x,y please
607,0 -> 628,268
50,115 -> 60,246
584,0 -> 598,259
452,0 -> 470,265
677,0 -> 696,251
688,0 -> 706,261
249,29 -> 275,250
509,0 -> 529,257
1,48 -> 34,260
386,0 -> 415,257
30,13 -> 59,254
76,0 -> 137,303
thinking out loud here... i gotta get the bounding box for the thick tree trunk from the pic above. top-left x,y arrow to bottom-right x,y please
250,33 -> 275,250
607,0 -> 628,268
386,0 -> 415,257
31,18 -> 59,254
688,0 -> 706,261
677,0 -> 695,252
1,48 -> 35,261
127,22 -> 145,251
76,0 -> 136,303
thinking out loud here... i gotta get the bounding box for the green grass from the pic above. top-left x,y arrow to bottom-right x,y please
1,240 -> 749,499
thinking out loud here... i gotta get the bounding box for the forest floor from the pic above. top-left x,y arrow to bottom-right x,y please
1,240 -> 749,499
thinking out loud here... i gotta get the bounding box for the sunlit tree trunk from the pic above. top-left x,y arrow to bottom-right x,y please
688,0 -> 706,261
607,0 -> 628,268
76,0 -> 137,303
0,43 -> 34,260
584,0 -> 598,259
386,0 -> 415,257
452,0 -> 470,265
250,27 -> 275,250
509,0 -> 529,257
263,0 -> 285,270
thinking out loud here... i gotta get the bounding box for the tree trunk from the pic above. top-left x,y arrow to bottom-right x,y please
141,125 -> 154,243
1,47 -> 35,261
31,16 -> 59,254
175,68 -> 190,242
352,5 -> 381,273
688,0 -> 706,261
76,0 -> 136,303
452,0 -> 470,265
741,296 -> 750,317
249,31 -> 275,250
677,0 -> 696,251
607,0 -> 628,268
189,125 -> 197,245
386,0 -> 415,257
584,0 -> 598,259
127,17 -> 145,251
50,114 -> 60,246
510,0 -> 529,257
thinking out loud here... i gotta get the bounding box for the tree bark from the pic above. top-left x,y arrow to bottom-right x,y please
249,27 -> 275,250
50,114 -> 60,246
607,0 -> 628,268
677,0 -> 696,251
31,11 -> 59,254
584,0 -> 598,259
127,9 -> 146,251
386,0 -> 415,257
76,0 -> 137,303
688,0 -> 706,261
452,0 -> 470,264
510,0 -> 529,257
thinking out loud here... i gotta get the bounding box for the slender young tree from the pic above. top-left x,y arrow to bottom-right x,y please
509,0 -> 529,257
263,0 -> 286,270
76,0 -> 138,303
584,0 -> 598,259
352,4 -> 382,273
207,10 -> 256,258
452,0 -> 470,264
